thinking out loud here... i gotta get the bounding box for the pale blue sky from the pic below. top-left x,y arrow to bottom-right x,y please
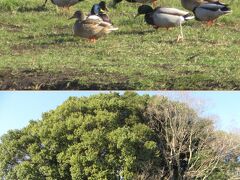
0,91 -> 239,137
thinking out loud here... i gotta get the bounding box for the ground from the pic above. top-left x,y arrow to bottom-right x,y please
0,0 -> 239,90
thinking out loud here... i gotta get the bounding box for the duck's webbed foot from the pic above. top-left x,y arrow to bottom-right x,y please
176,34 -> 184,43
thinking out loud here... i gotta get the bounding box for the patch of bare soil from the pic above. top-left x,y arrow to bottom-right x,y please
0,68 -> 136,90
0,22 -> 23,32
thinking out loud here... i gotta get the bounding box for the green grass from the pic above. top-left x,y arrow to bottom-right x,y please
0,0 -> 240,89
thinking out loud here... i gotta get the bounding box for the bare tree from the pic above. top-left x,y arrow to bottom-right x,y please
144,96 -> 240,180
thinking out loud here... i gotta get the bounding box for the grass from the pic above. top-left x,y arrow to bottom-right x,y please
0,0 -> 240,90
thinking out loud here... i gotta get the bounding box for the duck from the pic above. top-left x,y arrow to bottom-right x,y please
180,0 -> 226,11
91,1 -> 109,14
193,3 -> 231,25
112,0 -> 157,9
69,10 -> 118,42
136,5 -> 194,42
43,0 -> 83,10
90,1 -> 112,24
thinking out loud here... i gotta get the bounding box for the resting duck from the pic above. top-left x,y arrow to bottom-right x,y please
136,5 -> 194,42
90,1 -> 112,24
112,0 -> 157,9
91,1 -> 109,14
69,11 -> 118,42
180,0 -> 227,11
43,0 -> 83,10
193,3 -> 231,25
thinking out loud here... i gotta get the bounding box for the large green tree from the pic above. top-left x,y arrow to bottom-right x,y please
0,92 -> 160,179
0,92 -> 239,180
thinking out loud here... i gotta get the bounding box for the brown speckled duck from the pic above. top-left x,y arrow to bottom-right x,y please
69,10 -> 118,42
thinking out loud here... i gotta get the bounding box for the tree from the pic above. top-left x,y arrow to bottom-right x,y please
142,95 -> 240,180
0,93 -> 239,179
0,92 -> 160,179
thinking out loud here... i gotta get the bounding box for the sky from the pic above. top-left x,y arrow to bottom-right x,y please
0,91 -> 240,137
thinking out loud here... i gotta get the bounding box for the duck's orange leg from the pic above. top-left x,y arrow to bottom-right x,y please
88,37 -> 97,43
207,20 -> 214,26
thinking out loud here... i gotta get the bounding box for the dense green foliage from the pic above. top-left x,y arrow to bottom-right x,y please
0,93 -> 239,179
0,0 -> 240,89
0,93 -> 158,179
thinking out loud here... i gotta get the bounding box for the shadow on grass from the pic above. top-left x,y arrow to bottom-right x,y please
21,33 -> 78,45
17,5 -> 48,12
11,33 -> 79,53
116,29 -> 155,35
21,33 -> 71,39
38,33 -> 79,46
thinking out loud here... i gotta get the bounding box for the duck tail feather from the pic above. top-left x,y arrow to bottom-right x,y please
109,27 -> 119,31
221,6 -> 232,13
184,14 -> 195,20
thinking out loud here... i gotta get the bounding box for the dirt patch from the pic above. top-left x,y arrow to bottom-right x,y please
1,68 -> 237,90
17,5 -> 48,13
152,64 -> 173,70
0,68 -> 136,90
11,44 -> 36,54
0,22 -> 23,32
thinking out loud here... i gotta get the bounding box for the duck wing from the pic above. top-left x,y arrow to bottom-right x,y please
83,15 -> 104,25
83,15 -> 115,29
198,3 -> 228,11
156,7 -> 190,16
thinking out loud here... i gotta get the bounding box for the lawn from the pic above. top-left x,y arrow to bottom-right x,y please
0,0 -> 239,90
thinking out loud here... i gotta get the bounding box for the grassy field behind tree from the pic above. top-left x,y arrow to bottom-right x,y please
0,0 -> 239,90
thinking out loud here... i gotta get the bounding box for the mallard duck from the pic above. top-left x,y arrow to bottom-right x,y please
180,0 -> 226,11
43,0 -> 83,10
136,5 -> 194,42
91,1 -> 109,14
69,10 -> 118,42
193,3 -> 231,25
112,0 -> 157,9
90,1 -> 112,24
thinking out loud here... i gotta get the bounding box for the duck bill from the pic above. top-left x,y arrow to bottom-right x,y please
99,8 -> 108,13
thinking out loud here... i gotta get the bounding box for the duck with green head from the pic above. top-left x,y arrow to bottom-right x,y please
69,10 -> 118,42
136,5 -> 194,42
90,1 -> 112,24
